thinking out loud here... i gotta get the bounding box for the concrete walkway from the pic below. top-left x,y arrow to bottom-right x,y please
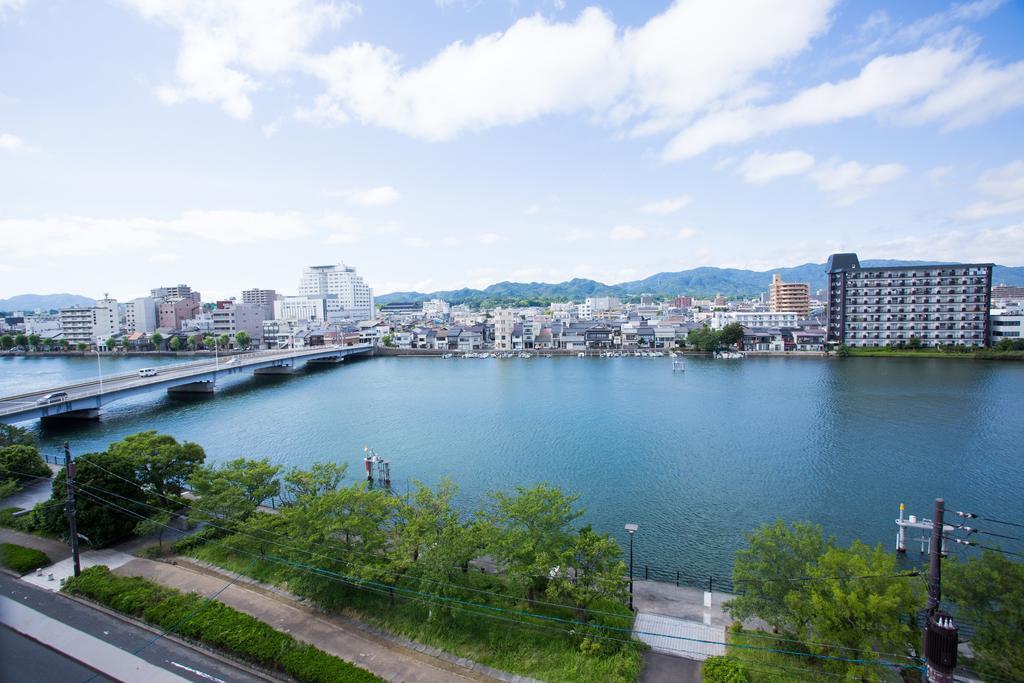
114,557 -> 510,683
633,612 -> 726,661
22,548 -> 135,590
0,594 -> 189,682
0,466 -> 59,513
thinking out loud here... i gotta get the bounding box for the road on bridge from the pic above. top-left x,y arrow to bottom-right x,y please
0,345 -> 371,423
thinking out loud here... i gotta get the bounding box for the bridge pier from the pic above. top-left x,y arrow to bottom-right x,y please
167,381 -> 215,394
254,365 -> 295,375
41,408 -> 100,421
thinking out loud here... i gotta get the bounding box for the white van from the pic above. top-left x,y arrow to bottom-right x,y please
138,368 -> 158,377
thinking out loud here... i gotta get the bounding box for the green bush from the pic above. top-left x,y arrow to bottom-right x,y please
0,444 -> 50,488
0,543 -> 51,574
171,525 -> 229,554
703,656 -> 751,683
65,566 -> 381,683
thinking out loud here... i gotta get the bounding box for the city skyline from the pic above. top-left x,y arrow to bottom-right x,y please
2,0 -> 1024,301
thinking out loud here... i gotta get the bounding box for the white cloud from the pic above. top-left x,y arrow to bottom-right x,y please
609,225 -> 646,241
956,160 -> 1024,220
926,165 -> 954,184
477,233 -> 501,245
0,0 -> 27,20
871,223 -> 1024,264
556,228 -> 593,242
0,210 -> 309,264
808,158 -> 907,205
149,252 -> 181,263
0,132 -> 37,153
738,150 -> 815,184
303,7 -> 624,140
122,0 -> 355,119
617,0 -> 834,134
665,44 -> 972,159
399,236 -> 431,248
677,227 -> 698,239
261,119 -> 282,137
639,195 -> 691,215
330,185 -> 400,206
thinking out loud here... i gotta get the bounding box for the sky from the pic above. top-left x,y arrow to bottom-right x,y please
1,0 -> 1023,301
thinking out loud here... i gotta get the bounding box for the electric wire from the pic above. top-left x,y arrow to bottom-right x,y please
5,465 -> 930,663
73,489 -> 927,672
69,475 -> 928,662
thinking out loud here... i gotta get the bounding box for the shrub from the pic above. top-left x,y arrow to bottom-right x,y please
171,525 -> 229,554
0,543 -> 51,574
0,444 -> 50,487
703,656 -> 750,683
65,566 -> 381,683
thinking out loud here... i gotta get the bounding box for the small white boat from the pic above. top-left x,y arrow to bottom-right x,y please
578,352 -> 586,358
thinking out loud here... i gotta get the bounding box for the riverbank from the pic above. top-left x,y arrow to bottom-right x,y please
843,347 -> 1024,361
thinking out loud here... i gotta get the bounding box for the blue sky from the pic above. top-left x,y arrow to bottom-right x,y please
1,0 -> 1023,301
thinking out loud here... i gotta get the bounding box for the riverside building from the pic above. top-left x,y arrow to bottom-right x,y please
769,273 -> 810,319
825,253 -> 992,348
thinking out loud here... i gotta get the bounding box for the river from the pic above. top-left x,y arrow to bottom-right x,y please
2,353 -> 1022,582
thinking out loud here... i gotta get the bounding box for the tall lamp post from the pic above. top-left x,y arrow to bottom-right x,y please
92,348 -> 104,398
625,523 -> 639,611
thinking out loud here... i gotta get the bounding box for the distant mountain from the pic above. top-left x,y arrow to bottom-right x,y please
0,293 -> 96,312
377,261 -> 1024,305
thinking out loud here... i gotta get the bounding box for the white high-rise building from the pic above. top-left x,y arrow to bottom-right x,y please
60,297 -> 118,346
125,297 -> 158,334
297,264 -> 374,321
493,308 -> 518,351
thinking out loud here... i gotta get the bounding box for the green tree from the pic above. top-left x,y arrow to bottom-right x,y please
0,444 -> 50,488
189,458 -> 281,528
836,344 -> 851,357
27,334 -> 40,350
150,332 -> 164,350
169,336 -> 183,351
702,657 -> 750,683
0,424 -> 35,449
217,333 -> 230,349
485,483 -> 583,603
234,331 -> 251,349
786,541 -> 924,678
202,335 -> 215,350
281,462 -> 348,504
133,511 -> 174,554
945,550 -> 1024,681
687,326 -> 721,353
718,322 -> 745,348
546,525 -> 626,621
726,520 -> 832,633
59,339 -> 70,350
40,450 -> 152,546
0,334 -> 12,350
105,336 -> 116,351
907,335 -> 922,350
14,333 -> 28,349
381,333 -> 395,347
188,334 -> 202,350
42,337 -> 53,350
106,431 -> 205,501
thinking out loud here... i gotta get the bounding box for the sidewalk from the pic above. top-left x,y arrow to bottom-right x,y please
114,557 -> 529,683
0,594 -> 188,682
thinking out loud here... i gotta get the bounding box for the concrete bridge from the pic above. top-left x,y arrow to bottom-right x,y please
0,345 -> 373,424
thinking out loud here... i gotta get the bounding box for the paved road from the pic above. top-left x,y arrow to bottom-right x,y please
641,651 -> 703,682
1,624 -> 116,683
0,572 -> 270,683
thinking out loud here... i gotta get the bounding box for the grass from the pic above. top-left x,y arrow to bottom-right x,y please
64,566 -> 382,683
722,628 -> 914,682
188,526 -> 644,683
0,542 -> 51,574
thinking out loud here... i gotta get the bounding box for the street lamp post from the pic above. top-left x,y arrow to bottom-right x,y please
92,348 -> 104,398
625,523 -> 638,611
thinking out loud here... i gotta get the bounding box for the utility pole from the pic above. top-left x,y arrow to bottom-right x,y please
63,442 -> 81,578
924,498 -> 957,683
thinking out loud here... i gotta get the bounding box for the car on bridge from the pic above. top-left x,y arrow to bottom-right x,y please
36,391 -> 68,405
138,368 -> 158,377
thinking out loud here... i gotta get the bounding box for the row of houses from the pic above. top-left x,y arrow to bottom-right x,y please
376,319 -> 829,352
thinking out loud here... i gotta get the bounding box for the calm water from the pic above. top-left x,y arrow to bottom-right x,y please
3,354 -> 1022,580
